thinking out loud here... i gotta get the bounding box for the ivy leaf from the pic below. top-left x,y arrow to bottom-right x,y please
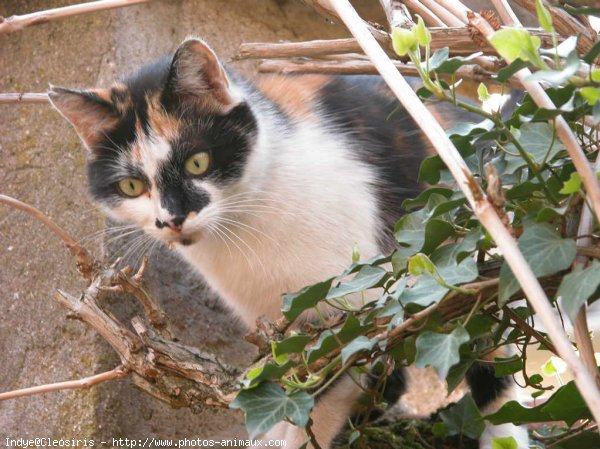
341,336 -> 378,364
486,381 -> 591,426
526,51 -> 580,85
495,59 -> 528,83
327,266 -> 388,299
492,437 -> 518,449
415,15 -> 431,46
490,28 -> 543,67
400,256 -> 478,307
281,278 -> 334,321
551,431 -> 600,449
580,86 -> 600,106
428,47 -> 449,71
272,335 -> 312,358
392,27 -> 417,56
499,223 -> 576,305
557,261 -> 600,322
494,355 -> 524,377
242,361 -> 296,388
535,0 -> 553,32
478,83 -> 490,102
439,393 -> 485,439
504,122 -> 566,167
306,315 -> 366,363
415,326 -> 470,380
230,381 -> 314,437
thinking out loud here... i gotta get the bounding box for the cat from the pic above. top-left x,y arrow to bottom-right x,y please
48,37 -> 528,449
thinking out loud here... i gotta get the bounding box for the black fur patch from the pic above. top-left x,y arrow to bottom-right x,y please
318,76 -> 429,252
466,363 -> 512,409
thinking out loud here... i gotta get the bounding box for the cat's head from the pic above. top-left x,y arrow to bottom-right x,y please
49,38 -> 258,246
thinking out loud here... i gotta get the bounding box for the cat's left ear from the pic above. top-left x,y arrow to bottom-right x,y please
48,86 -> 120,150
164,37 -> 238,113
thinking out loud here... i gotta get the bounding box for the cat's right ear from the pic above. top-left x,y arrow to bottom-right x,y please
163,38 -> 238,113
48,86 -> 120,151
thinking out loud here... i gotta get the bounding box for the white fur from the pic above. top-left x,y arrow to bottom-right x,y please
479,388 -> 529,449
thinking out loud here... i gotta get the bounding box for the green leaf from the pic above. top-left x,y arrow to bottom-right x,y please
478,82 -> 490,102
428,47 -> 449,71
487,381 -> 591,427
341,336 -> 378,364
494,355 -> 524,377
551,431 -> 600,449
492,436 -> 518,449
306,315 -> 366,363
281,278 -> 334,321
272,335 -> 312,358
327,265 -> 388,299
408,253 -> 437,277
402,187 -> 453,210
559,172 -> 582,194
415,326 -> 470,380
230,381 -> 314,437
499,223 -> 577,304
400,256 -> 478,307
535,0 -> 553,32
525,50 -> 580,85
504,122 -> 566,167
392,27 -> 417,57
439,393 -> 485,439
490,28 -> 543,66
415,15 -> 432,46
242,361 -> 296,388
580,86 -> 600,106
495,59 -> 528,83
557,261 -> 600,322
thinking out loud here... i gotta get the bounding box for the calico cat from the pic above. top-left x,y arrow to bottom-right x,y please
49,37 -> 528,449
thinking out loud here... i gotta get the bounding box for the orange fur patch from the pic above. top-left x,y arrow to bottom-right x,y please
147,94 -> 180,140
256,75 -> 330,122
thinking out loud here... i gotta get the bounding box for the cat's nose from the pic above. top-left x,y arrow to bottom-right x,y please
155,215 -> 186,232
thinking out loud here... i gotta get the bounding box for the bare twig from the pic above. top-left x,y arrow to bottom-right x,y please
571,152 -> 600,384
378,0 -> 414,30
326,0 -> 600,425
234,28 -> 557,61
0,0 -> 154,35
256,58 -> 523,89
0,194 -> 96,279
490,0 -> 520,25
402,0 -> 446,27
0,93 -> 49,104
0,366 -> 128,401
419,0 -> 465,27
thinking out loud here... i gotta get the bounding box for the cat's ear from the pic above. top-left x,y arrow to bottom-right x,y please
48,86 -> 120,150
164,37 -> 238,112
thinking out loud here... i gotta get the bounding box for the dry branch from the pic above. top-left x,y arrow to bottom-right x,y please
0,93 -> 49,104
325,0 -> 600,425
0,366 -> 128,401
256,58 -> 523,89
234,28 -> 558,60
0,0 -> 154,35
402,0 -> 446,27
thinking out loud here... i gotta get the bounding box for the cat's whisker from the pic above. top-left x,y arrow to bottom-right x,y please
215,221 -> 266,275
206,223 -> 233,258
214,216 -> 281,250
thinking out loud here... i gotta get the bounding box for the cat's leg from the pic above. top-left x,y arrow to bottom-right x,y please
466,362 -> 529,449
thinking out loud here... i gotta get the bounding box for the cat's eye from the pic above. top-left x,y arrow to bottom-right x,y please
118,178 -> 145,197
185,152 -> 210,176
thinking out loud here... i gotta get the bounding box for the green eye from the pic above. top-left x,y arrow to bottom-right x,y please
118,178 -> 145,197
185,152 -> 210,176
